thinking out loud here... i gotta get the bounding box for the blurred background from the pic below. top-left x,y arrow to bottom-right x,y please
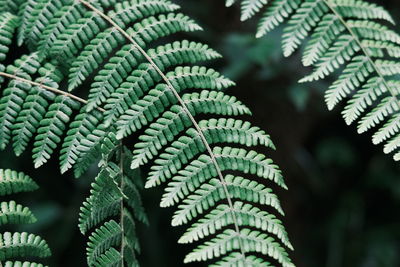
1,0 -> 400,266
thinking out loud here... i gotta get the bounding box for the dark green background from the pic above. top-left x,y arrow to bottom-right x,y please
2,1 -> 400,266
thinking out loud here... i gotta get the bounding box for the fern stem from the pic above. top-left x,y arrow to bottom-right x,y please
78,0 -> 248,259
0,71 -> 106,112
119,144 -> 126,267
323,0 -> 400,105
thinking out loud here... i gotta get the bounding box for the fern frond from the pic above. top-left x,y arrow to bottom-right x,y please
184,228 -> 293,267
19,0 -> 65,49
84,40 -> 220,111
0,232 -> 51,260
79,145 -> 145,266
0,0 -> 25,14
332,0 -> 394,23
79,162 -> 124,234
11,63 -> 61,156
0,169 -> 38,196
102,63 -> 231,126
67,0 -> 182,90
131,91 -> 251,168
147,146 -> 285,188
3,261 -> 46,267
240,0 -> 268,21
211,253 -> 272,267
282,0 -> 328,57
32,95 -> 80,168
72,126 -> 112,178
227,0 -> 400,160
114,67 -> 234,139
0,53 -> 41,149
60,109 -> 103,173
0,201 -> 36,225
0,1 -> 294,265
36,2 -> 87,56
161,174 -> 284,211
256,0 -> 301,38
0,169 -> 51,266
178,201 -> 292,249
0,12 -> 18,71
86,18 -> 203,113
86,220 -> 122,265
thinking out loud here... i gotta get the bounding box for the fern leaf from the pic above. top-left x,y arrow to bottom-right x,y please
184,228 -> 293,267
79,145 -> 145,266
17,0 -> 37,46
103,64 -> 232,126
60,109 -> 102,173
161,174 -> 284,212
3,262 -> 46,267
302,14 -> 344,66
0,232 -> 51,260
332,0 -> 394,23
90,247 -> 122,267
147,146 -> 285,189
79,164 -> 123,234
341,77 -> 386,125
0,169 -> 50,266
362,40 -> 400,59
178,201 -> 292,249
373,113 -> 400,145
211,253 -> 272,266
282,0 -> 328,57
0,12 -> 18,69
357,96 -> 399,134
384,134 -> 400,155
37,2 -> 87,56
131,91 -> 251,168
0,0 -> 25,14
324,56 -> 373,110
144,119 -> 274,184
0,201 -> 36,225
22,0 -> 65,49
86,220 -> 122,265
0,169 -> 38,196
73,126 -> 112,178
67,0 -> 181,90
11,64 -> 61,156
32,95 -> 80,168
86,40 -> 220,111
256,0 -> 301,38
300,34 -> 360,82
348,20 -> 400,44
49,11 -> 107,61
228,0 -> 400,160
4,1 -> 294,265
240,0 -> 268,21
0,53 -> 41,149
115,67 -> 234,139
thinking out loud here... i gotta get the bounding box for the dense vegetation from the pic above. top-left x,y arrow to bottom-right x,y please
0,0 -> 399,266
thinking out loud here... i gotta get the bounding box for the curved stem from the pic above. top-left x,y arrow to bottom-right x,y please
0,71 -> 105,112
78,0 -> 247,258
119,143 -> 126,267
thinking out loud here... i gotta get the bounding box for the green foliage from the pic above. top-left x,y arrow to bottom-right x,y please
0,11 -> 18,74
79,140 -> 146,266
0,0 -> 293,265
226,0 -> 400,161
0,168 -> 39,195
0,169 -> 51,266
